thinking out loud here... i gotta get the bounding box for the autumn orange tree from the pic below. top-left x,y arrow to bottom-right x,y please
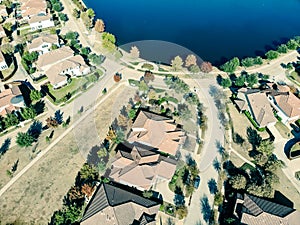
95,19 -> 105,33
200,61 -> 213,73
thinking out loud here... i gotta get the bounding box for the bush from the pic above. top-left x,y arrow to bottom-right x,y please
220,57 -> 240,73
265,50 -> 279,60
253,56 -> 263,65
241,57 -> 254,67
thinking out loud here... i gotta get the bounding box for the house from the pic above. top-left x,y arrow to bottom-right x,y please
233,193 -> 300,225
0,85 -> 25,117
29,15 -> 54,31
233,88 -> 276,128
0,24 -> 6,39
35,46 -> 90,88
128,110 -> 186,155
45,55 -> 90,89
18,0 -> 47,21
81,181 -> 161,225
0,51 -> 8,71
108,142 -> 177,190
27,33 -> 59,54
265,83 -> 300,124
0,5 -> 8,19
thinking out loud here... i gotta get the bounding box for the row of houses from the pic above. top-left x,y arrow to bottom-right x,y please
233,83 -> 300,127
81,110 -> 187,225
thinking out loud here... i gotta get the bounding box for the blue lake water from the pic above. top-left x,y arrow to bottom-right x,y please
83,0 -> 300,65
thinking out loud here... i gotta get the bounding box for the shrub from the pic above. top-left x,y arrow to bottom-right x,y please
220,57 -> 240,73
265,50 -> 279,60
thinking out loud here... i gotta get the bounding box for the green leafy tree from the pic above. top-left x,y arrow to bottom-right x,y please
65,31 -> 79,40
229,174 -> 247,190
112,129 -> 125,144
86,8 -> 95,18
265,50 -> 279,60
241,57 -> 254,67
16,132 -> 34,147
257,140 -> 274,156
253,56 -> 263,65
81,11 -> 93,29
97,147 -> 107,158
88,53 -> 105,65
30,90 -> 42,102
72,8 -> 80,18
277,44 -> 288,53
3,22 -> 12,31
79,163 -> 99,184
128,109 -> 136,120
20,107 -> 36,120
235,75 -> 245,87
221,78 -> 232,88
176,205 -> 188,220
253,153 -> 269,167
171,56 -> 183,71
4,113 -> 19,128
138,80 -> 149,93
286,39 -> 298,50
80,47 -> 90,56
220,57 -> 240,73
52,2 -> 63,12
214,192 -> 223,206
102,32 -> 116,51
189,64 -> 200,73
142,190 -> 153,198
58,12 -> 68,21
246,73 -> 258,87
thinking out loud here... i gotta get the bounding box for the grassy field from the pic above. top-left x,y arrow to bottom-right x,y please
0,86 -> 136,224
275,121 -> 292,139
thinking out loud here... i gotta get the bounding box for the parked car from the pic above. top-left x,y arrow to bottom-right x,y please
194,175 -> 201,189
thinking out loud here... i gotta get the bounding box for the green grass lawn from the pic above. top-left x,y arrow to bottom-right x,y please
275,121 -> 292,139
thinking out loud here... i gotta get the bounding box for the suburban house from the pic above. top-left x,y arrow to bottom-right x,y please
108,142 -> 177,190
0,85 -> 25,117
265,83 -> 300,124
81,181 -> 161,225
233,88 -> 277,128
35,46 -> 90,88
17,0 -> 47,21
29,15 -> 54,31
233,193 -> 300,225
0,24 -> 6,39
0,51 -> 8,71
27,33 -> 59,54
0,5 -> 8,19
128,110 -> 186,155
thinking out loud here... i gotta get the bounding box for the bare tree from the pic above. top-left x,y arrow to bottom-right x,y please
130,46 -> 140,58
94,19 -> 105,33
185,54 -> 197,67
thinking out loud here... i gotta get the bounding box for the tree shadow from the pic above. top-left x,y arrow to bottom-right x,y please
213,157 -> 221,172
54,110 -> 64,124
0,138 -> 11,155
185,153 -> 196,167
27,120 -> 43,140
200,195 -> 212,223
33,100 -> 45,115
174,186 -> 185,206
247,127 -> 262,149
208,178 -> 218,194
86,145 -> 101,166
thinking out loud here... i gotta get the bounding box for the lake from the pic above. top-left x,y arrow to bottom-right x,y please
83,0 -> 300,65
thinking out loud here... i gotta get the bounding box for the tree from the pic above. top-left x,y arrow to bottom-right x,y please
214,192 -> 223,206
65,31 -> 79,40
176,205 -> 188,220
58,12 -> 68,21
138,80 -> 149,93
200,62 -> 213,73
81,11 -> 93,29
185,54 -> 197,67
128,109 -> 136,120
178,104 -> 192,120
88,53 -> 105,65
286,39 -> 298,50
102,32 -> 116,51
4,113 -> 19,128
253,153 -> 269,167
253,56 -> 263,65
16,132 -> 34,147
257,140 -> 274,156
142,190 -> 153,198
3,22 -> 12,31
246,73 -> 258,87
80,47 -> 90,56
185,184 -> 195,197
1,36 -> 11,44
277,44 -> 288,53
221,78 -> 232,88
189,64 -> 200,73
264,157 -> 284,172
235,75 -> 245,87
1,43 -> 14,54
97,147 -> 107,158
130,46 -> 140,59
81,183 -> 94,198
112,129 -> 125,144
220,57 -> 240,73
79,163 -> 98,184
143,71 -> 154,83
52,2 -> 63,12
30,90 -> 42,102
20,107 -> 36,120
94,19 -> 105,33
241,57 -> 254,67
86,8 -> 95,18
2,0 -> 13,8
72,8 -> 80,18
46,117 -> 58,128
171,56 -> 183,71
229,174 -> 247,190
265,50 -> 279,60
